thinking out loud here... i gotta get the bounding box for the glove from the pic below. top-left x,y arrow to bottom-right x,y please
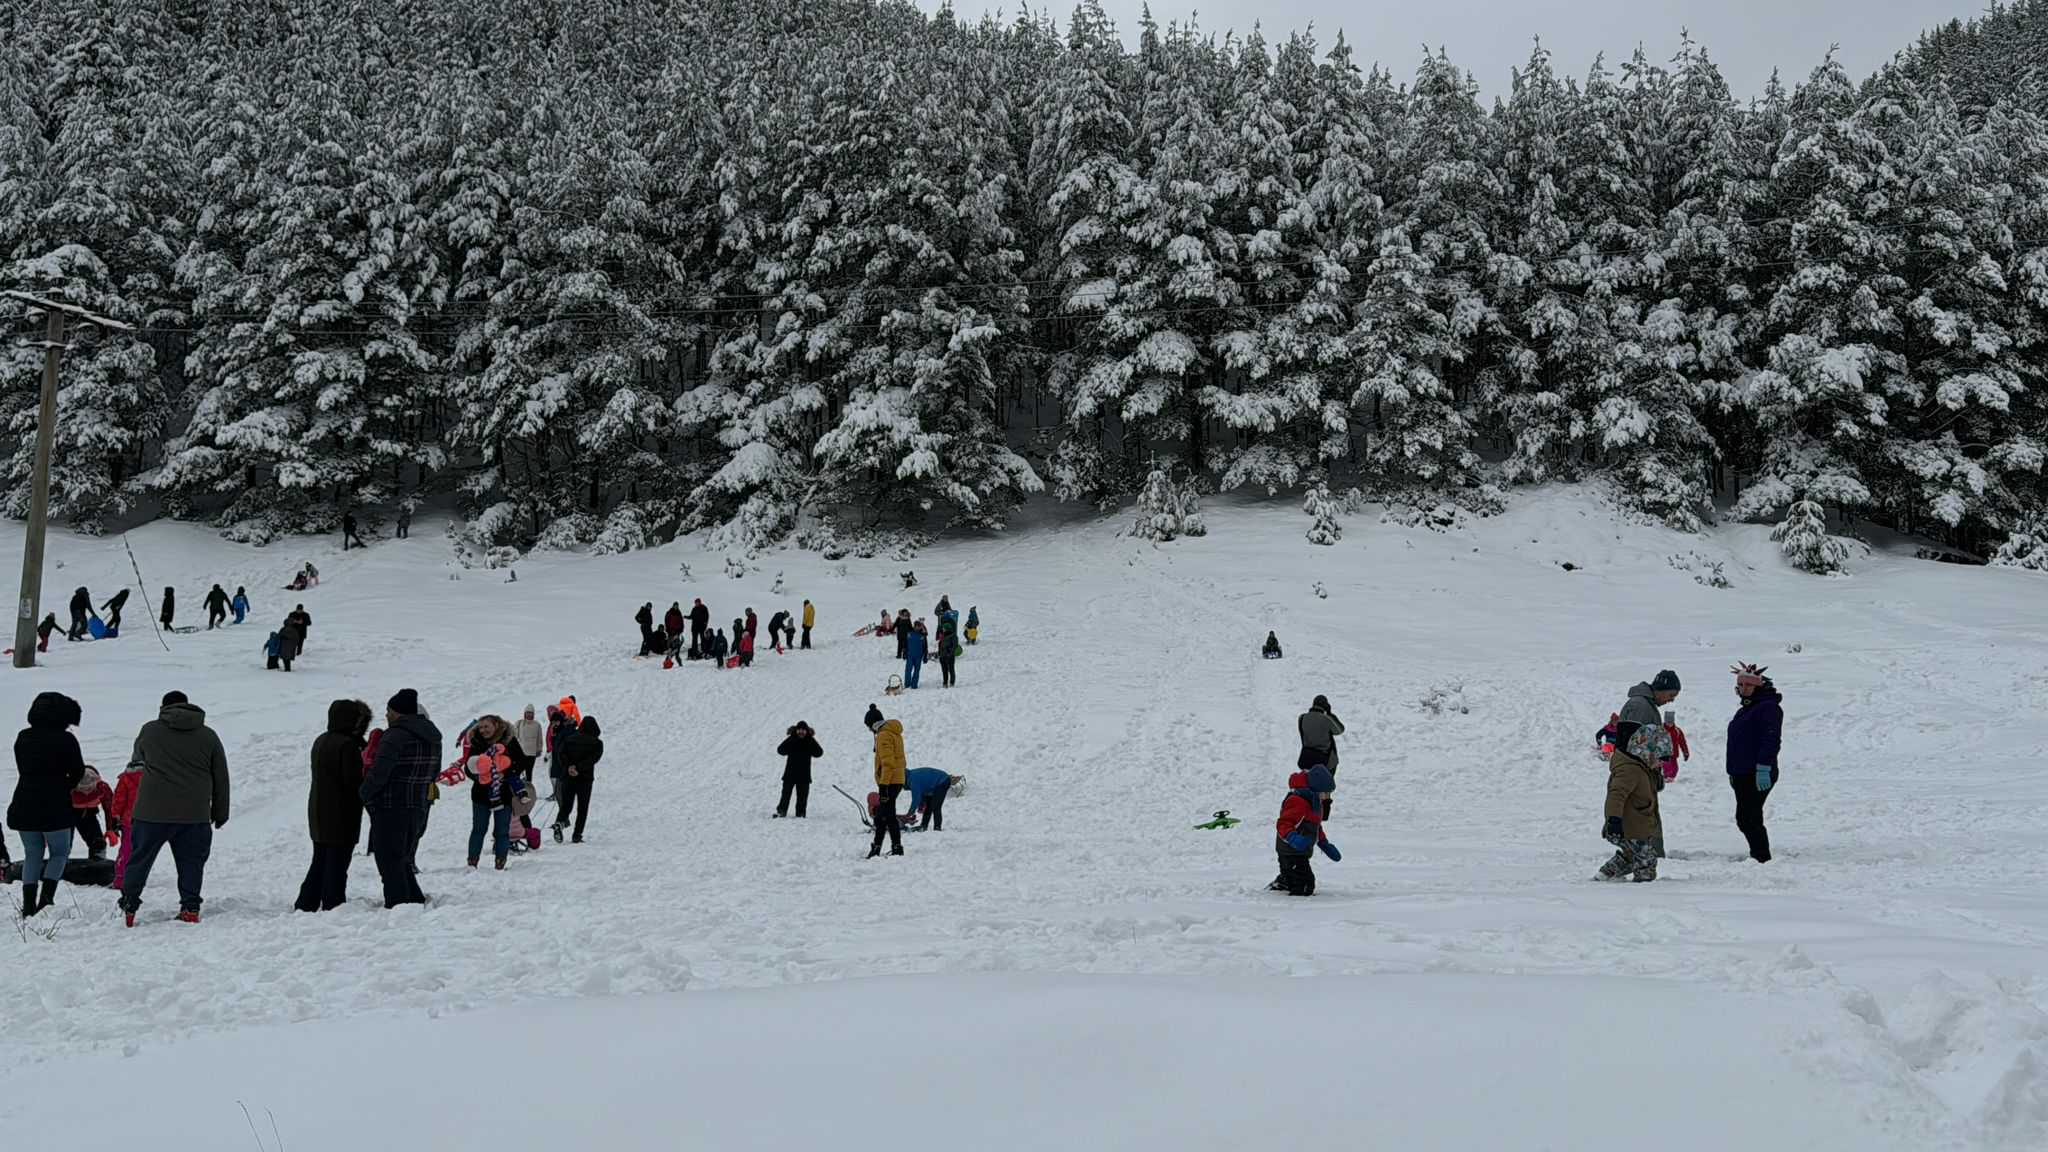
1756,765 -> 1772,791
1603,816 -> 1624,843
1318,839 -> 1341,862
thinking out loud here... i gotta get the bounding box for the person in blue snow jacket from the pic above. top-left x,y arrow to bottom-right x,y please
1724,663 -> 1783,863
903,767 -> 961,830
903,621 -> 928,689
231,587 -> 249,625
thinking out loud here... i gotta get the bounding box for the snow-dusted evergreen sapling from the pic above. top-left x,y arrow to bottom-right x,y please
1772,498 -> 1850,574
1304,481 -> 1342,544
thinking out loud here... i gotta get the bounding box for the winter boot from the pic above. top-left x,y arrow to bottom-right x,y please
19,881 -> 37,917
468,857 -> 479,868
38,879 -> 58,912
571,834 -> 582,844
866,846 -> 881,859
553,825 -> 564,844
889,846 -> 904,856
123,909 -> 136,928
176,908 -> 200,924
494,857 -> 507,871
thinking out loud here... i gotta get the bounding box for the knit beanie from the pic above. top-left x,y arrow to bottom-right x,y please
162,690 -> 188,707
863,703 -> 884,730
1651,670 -> 1681,693
389,688 -> 420,716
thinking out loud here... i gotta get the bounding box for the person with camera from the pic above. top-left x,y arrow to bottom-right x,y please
775,721 -> 824,818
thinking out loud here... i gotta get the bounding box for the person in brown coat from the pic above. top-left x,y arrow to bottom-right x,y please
1597,724 -> 1670,882
296,700 -> 371,911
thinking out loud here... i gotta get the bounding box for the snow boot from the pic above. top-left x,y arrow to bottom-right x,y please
889,846 -> 904,856
866,847 -> 881,859
123,909 -> 136,928
176,908 -> 200,924
38,879 -> 58,911
495,857 -> 507,871
468,857 -> 479,868
19,881 -> 37,917
553,825 -> 564,844
571,834 -> 582,844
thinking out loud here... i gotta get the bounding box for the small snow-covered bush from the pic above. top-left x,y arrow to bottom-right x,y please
1133,465 -> 1207,542
1304,482 -> 1341,545
1771,498 -> 1850,574
1418,683 -> 1470,716
590,506 -> 654,556
1991,516 -> 2048,571
1667,552 -> 1730,588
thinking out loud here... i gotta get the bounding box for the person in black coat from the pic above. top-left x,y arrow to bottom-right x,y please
341,512 -> 365,550
360,689 -> 442,907
635,602 -> 656,655
100,588 -> 129,632
296,699 -> 370,912
553,716 -> 604,843
10,692 -> 86,916
159,586 -> 175,630
688,599 -> 710,654
286,605 -> 312,656
203,584 -> 230,629
67,587 -> 93,639
775,722 -> 823,818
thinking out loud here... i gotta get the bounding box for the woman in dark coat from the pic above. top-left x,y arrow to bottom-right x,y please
775,722 -> 823,818
10,692 -> 87,916
1725,664 -> 1784,863
296,699 -> 371,911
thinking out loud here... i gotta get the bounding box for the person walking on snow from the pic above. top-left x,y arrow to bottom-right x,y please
965,607 -> 979,645
635,602 -> 656,656
462,715 -> 516,869
360,689 -> 440,907
767,610 -> 791,653
341,512 -> 366,550
744,608 -> 758,641
903,620 -> 927,689
296,700 -> 369,912
158,586 -> 175,631
1617,671 -> 1678,855
118,691 -> 230,925
100,587 -> 127,631
775,721 -> 822,818
737,627 -> 756,667
664,603 -> 685,646
894,609 -> 912,659
553,716 -> 604,844
866,705 -> 907,857
1297,696 -> 1344,817
34,612 -> 58,652
286,604 -> 312,656
231,587 -> 249,625
203,584 -> 229,629
1597,724 -> 1670,883
937,619 -> 960,688
801,600 -> 815,649
10,692 -> 87,917
514,705 -> 545,767
1271,765 -> 1339,896
904,767 -> 960,830
1725,664 -> 1783,863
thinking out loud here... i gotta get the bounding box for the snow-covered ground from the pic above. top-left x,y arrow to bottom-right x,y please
2,489 -> 2045,1151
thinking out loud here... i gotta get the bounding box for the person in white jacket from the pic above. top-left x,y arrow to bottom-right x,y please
514,705 -> 545,763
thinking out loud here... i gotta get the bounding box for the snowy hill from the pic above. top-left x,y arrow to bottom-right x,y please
2,490 -> 2046,1151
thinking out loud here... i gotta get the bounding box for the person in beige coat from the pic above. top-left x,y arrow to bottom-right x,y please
1597,725 -> 1670,882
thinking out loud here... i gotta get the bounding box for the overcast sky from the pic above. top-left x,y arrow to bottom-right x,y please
936,0 -> 1984,99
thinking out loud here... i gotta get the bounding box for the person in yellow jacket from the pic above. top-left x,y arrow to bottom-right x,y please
801,599 -> 816,650
865,704 -> 905,857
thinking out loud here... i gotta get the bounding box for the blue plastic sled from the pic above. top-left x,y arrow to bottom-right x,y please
86,616 -> 107,640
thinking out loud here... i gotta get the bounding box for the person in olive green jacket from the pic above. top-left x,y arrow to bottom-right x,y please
1596,725 -> 1669,883
119,691 -> 231,923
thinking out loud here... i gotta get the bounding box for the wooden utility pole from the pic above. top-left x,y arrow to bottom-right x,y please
7,292 -> 132,668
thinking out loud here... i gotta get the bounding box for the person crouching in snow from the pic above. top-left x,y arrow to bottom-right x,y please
1271,765 -> 1339,895
1597,724 -> 1671,882
71,765 -> 116,861
1262,632 -> 1282,659
904,768 -> 961,831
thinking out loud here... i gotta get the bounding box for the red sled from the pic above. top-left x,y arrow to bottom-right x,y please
726,655 -> 741,669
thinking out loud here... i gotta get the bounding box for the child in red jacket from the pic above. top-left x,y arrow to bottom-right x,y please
71,766 -> 116,861
111,762 -> 143,885
1269,766 -> 1339,896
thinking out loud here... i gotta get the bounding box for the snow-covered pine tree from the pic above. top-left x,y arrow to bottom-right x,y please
1991,513 -> 2048,570
1303,478 -> 1341,543
1771,496 -> 1849,572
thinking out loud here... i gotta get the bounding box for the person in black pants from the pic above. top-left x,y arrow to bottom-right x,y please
938,629 -> 959,688
554,715 -> 604,843
775,721 -> 822,817
159,586 -> 175,630
341,512 -> 366,550
1724,664 -> 1783,862
297,699 -> 370,912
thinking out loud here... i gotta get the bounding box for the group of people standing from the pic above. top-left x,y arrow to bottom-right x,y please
1597,665 -> 1785,882
637,597 -> 817,668
878,597 -> 975,690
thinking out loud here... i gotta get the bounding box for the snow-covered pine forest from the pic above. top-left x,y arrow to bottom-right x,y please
1,0 -> 2045,562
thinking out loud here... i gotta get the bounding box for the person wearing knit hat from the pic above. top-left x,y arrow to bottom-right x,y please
863,704 -> 884,731
361,689 -> 441,907
388,688 -> 420,717
1725,664 -> 1783,863
1618,671 -> 1681,740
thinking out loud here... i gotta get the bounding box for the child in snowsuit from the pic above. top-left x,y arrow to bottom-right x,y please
110,761 -> 142,888
1594,713 -> 1620,757
1272,765 -> 1338,895
1262,632 -> 1283,659
737,628 -> 755,667
35,613 -> 58,652
1660,714 -> 1690,782
965,607 -> 978,645
265,628 -> 292,671
71,766 -> 116,861
1598,725 -> 1670,882
231,587 -> 249,625
903,621 -> 928,689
